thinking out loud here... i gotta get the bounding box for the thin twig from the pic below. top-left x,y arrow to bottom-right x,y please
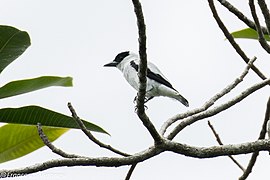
258,0 -> 270,34
37,123 -> 84,158
249,0 -> 270,53
167,77 -> 270,140
209,0 -> 268,81
67,102 -> 130,157
125,164 -> 137,180
239,97 -> 270,180
131,0 -> 163,144
207,121 -> 245,171
217,0 -> 268,34
160,57 -> 257,135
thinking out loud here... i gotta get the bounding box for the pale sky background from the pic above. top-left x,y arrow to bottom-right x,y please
0,0 -> 269,179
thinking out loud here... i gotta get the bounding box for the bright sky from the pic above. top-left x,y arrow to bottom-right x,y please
0,0 -> 269,179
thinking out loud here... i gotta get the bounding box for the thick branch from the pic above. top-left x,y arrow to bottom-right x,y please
167,78 -> 270,140
1,139 -> 270,177
165,139 -> 270,158
131,0 -> 163,144
0,146 -> 161,177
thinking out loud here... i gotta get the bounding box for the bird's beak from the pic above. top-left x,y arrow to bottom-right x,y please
103,61 -> 117,67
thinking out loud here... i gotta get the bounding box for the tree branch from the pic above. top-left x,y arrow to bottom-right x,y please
131,0 -> 163,144
37,123 -> 84,158
0,146 -> 162,177
217,0 -> 269,34
160,57 -> 257,135
209,0 -> 268,81
249,0 -> 270,53
125,164 -> 137,180
239,96 -> 270,180
2,1 -> 268,179
1,139 -> 270,177
258,0 -> 270,34
67,102 -> 130,157
207,121 -> 245,171
125,1 -> 163,178
167,77 -> 270,140
165,139 -> 270,158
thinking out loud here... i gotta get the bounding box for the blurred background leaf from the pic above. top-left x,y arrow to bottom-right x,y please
0,124 -> 68,164
231,28 -> 270,41
0,25 -> 31,73
0,76 -> 72,99
0,106 -> 108,134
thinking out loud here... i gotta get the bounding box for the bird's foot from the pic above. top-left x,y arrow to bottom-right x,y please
133,95 -> 154,104
133,95 -> 149,112
134,104 -> 148,112
133,96 -> 137,104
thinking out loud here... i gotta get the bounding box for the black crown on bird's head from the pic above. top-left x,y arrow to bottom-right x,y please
104,51 -> 130,67
114,51 -> 130,63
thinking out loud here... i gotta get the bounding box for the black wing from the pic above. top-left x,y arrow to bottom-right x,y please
130,61 -> 176,91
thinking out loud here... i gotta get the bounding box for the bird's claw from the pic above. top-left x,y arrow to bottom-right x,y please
133,95 -> 153,112
133,96 -> 137,104
134,104 -> 148,112
133,95 -> 149,111
133,95 -> 153,104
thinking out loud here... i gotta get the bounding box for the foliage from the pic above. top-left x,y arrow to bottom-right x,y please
0,124 -> 68,163
231,28 -> 270,41
0,25 -> 107,163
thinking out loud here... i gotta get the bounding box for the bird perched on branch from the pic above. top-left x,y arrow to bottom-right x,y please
104,51 -> 189,107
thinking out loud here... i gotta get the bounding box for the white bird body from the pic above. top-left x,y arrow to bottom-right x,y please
104,51 -> 189,107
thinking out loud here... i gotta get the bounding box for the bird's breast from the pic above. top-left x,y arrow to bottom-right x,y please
122,68 -> 140,91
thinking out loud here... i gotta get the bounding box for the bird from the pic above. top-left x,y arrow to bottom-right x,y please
103,51 -> 189,107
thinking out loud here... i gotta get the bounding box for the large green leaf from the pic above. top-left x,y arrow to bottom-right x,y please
0,25 -> 31,73
0,76 -> 72,99
0,106 -> 108,134
0,124 -> 68,163
231,28 -> 270,41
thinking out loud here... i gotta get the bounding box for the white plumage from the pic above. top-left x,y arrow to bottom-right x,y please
104,51 -> 189,107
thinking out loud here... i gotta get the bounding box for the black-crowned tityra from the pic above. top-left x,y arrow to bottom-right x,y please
104,51 -> 189,107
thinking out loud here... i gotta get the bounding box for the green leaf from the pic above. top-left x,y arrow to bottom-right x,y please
0,106 -> 109,134
231,28 -> 270,41
0,124 -> 68,163
0,76 -> 73,99
0,25 -> 31,73
0,106 -> 108,163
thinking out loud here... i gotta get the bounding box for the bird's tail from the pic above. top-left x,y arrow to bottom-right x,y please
175,93 -> 189,107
